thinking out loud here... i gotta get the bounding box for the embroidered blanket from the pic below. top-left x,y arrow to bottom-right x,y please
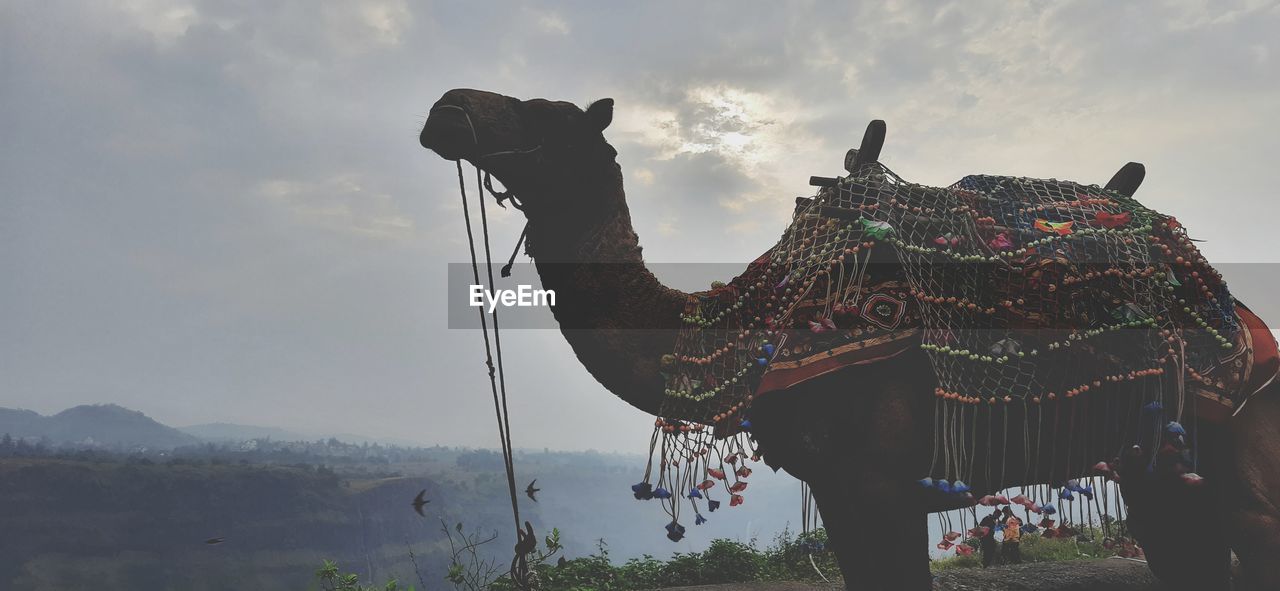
639,167 -> 1276,528
659,172 -> 1274,427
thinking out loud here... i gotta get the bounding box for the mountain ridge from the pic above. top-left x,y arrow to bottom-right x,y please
0,404 -> 429,449
0,404 -> 198,448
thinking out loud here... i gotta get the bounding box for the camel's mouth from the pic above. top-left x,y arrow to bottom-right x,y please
420,104 -> 477,161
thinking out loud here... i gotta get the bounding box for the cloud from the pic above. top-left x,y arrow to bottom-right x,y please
257,174 -> 416,240
110,0 -> 200,43
532,10 -> 570,35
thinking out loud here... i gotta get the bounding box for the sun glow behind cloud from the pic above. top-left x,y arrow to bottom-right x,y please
614,84 -> 830,235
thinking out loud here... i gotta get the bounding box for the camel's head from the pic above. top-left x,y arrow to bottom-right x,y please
420,89 -> 616,213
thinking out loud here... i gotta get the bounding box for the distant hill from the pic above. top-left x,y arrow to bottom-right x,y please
0,404 -> 199,449
0,408 -> 45,439
179,423 -> 427,447
178,422 -> 310,442
0,404 -> 429,450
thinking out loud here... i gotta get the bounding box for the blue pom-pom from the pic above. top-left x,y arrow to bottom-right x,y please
632,482 -> 654,500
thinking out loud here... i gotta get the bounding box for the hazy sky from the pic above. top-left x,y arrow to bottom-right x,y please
4,0 -> 1279,452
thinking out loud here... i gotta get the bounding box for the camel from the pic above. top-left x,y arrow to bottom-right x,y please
419,88 -> 1280,590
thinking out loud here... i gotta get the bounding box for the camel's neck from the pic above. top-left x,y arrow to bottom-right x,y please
522,163 -> 688,417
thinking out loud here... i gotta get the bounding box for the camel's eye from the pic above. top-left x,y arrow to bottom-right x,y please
531,115 -> 589,147
519,99 -> 604,148
521,108 -> 569,142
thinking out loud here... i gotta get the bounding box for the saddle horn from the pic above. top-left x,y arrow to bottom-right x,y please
1104,162 -> 1145,197
845,119 -> 887,174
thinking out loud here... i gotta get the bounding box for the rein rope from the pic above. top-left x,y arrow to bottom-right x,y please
455,160 -> 533,589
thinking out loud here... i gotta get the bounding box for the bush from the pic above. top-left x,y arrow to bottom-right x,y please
700,539 -> 764,583
484,527 -> 838,590
615,555 -> 664,589
759,527 -> 837,582
314,559 -> 411,591
515,540 -> 616,591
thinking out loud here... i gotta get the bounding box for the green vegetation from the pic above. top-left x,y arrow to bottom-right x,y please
316,559 -> 414,591
506,527 -> 837,590
930,529 -> 1128,573
318,527 -> 837,590
318,523 -> 1134,589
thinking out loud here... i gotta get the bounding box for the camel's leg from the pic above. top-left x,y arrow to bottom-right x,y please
810,475 -> 933,591
809,479 -> 880,590
1226,388 -> 1280,590
855,474 -> 933,590
1129,486 -> 1231,590
764,355 -> 939,590
869,504 -> 932,590
1121,450 -> 1232,589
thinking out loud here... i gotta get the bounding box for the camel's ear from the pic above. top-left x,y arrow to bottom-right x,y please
586,98 -> 614,132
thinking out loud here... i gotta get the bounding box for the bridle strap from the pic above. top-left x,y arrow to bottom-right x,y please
485,171 -> 523,210
501,224 -> 529,278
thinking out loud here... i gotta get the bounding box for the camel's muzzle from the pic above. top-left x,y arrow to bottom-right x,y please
421,103 -> 477,161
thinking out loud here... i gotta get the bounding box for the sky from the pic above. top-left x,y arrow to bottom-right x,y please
3,0 -> 1280,454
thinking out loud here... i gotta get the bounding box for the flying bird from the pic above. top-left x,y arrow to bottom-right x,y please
411,489 -> 430,517
204,537 -> 225,545
525,480 -> 540,502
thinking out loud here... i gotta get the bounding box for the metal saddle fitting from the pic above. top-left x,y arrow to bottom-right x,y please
806,119 -> 1147,202
809,119 -> 888,189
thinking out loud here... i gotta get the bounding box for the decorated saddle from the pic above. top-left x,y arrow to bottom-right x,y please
634,150 -> 1277,537
660,172 -> 1274,424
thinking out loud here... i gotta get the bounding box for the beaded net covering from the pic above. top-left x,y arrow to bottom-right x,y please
634,163 -> 1252,538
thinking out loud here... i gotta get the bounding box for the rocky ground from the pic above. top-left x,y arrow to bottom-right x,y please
932,558 -> 1161,591
662,558 -> 1163,590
